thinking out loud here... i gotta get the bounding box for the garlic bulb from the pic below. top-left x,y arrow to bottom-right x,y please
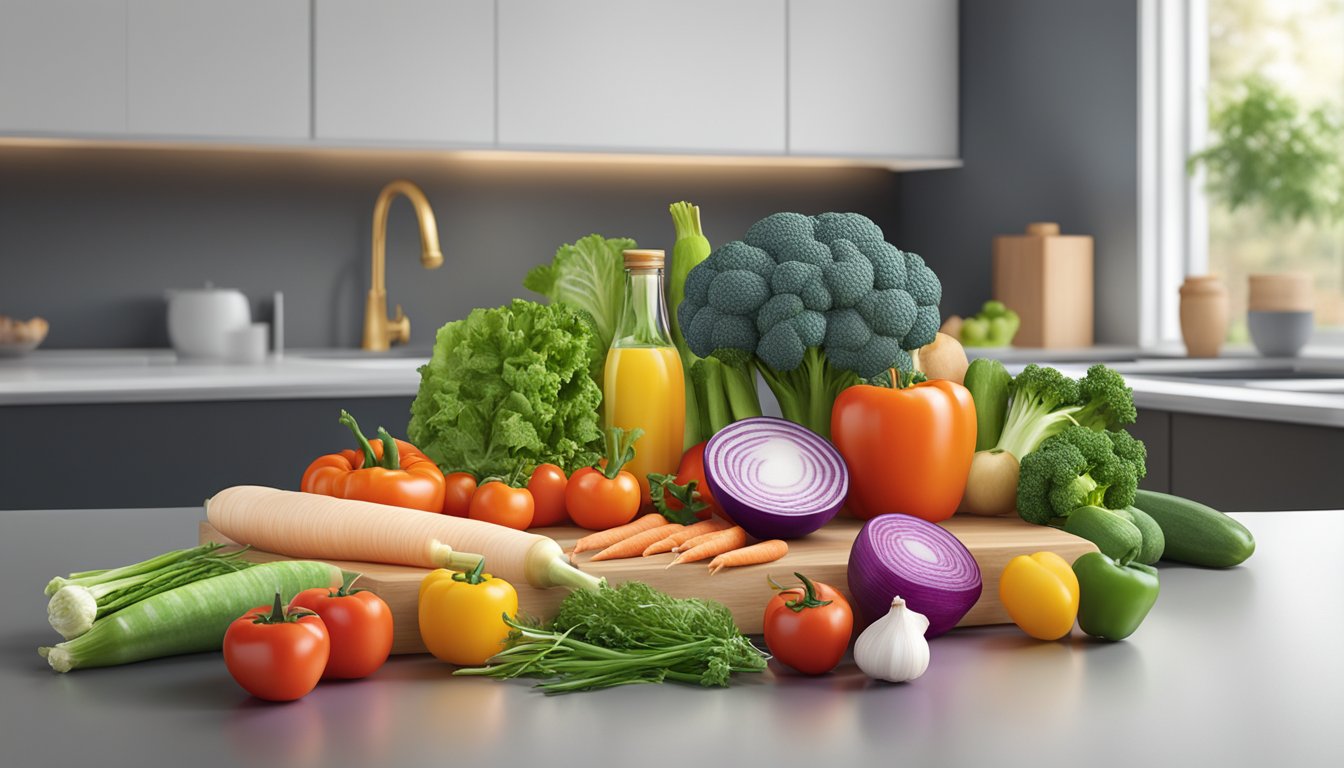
854,596 -> 930,683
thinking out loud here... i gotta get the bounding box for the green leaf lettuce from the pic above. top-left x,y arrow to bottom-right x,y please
408,299 -> 604,478
523,233 -> 635,354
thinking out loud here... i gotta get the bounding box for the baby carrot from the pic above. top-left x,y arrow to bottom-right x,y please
667,527 -> 748,567
589,524 -> 684,561
672,524 -> 740,553
641,518 -> 731,557
707,540 -> 789,575
572,514 -> 666,555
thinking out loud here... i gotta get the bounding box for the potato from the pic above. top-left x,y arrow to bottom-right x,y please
917,332 -> 970,385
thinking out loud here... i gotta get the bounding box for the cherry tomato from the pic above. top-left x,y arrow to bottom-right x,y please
673,442 -> 721,521
763,573 -> 854,676
223,593 -> 330,701
468,481 -> 534,530
565,466 -> 642,530
527,464 -> 569,527
290,576 -> 394,680
442,472 -> 478,517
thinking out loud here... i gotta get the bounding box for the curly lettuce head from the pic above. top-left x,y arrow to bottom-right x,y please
408,299 -> 604,478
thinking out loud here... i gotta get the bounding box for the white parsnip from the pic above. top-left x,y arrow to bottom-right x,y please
205,486 -> 600,591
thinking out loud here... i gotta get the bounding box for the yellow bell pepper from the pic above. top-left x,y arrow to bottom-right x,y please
998,551 -> 1080,641
418,559 -> 518,666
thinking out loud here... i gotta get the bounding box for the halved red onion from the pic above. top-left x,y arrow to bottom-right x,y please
847,514 -> 982,637
702,417 -> 847,540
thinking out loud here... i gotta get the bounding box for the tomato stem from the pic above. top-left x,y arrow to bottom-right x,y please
339,410 -> 378,469
332,570 -> 364,597
598,427 -> 645,480
783,572 -> 833,613
452,558 -> 488,586
251,590 -> 310,624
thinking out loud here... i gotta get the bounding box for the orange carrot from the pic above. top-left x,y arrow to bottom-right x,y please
589,523 -> 684,561
641,518 -> 731,557
707,540 -> 789,574
672,524 -> 740,553
667,526 -> 748,567
572,514 -> 666,555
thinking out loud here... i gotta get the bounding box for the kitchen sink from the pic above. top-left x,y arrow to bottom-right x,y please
290,346 -> 433,360
1107,358 -> 1344,394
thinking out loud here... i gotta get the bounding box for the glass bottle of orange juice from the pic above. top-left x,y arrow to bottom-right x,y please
604,249 -> 686,503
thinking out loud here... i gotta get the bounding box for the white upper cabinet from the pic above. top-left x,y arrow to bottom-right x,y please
127,0 -> 310,140
497,0 -> 786,154
314,0 -> 494,145
789,0 -> 958,160
0,1 -> 128,135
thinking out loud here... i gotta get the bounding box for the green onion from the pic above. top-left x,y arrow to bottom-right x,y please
45,544 -> 255,640
40,560 -> 342,673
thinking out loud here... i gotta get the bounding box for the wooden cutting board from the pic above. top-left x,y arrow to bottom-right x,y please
200,516 -> 1096,655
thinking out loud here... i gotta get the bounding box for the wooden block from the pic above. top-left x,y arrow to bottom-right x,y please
201,516 -> 1097,654
993,221 -> 1094,348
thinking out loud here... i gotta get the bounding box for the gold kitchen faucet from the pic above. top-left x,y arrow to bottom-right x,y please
362,179 -> 443,351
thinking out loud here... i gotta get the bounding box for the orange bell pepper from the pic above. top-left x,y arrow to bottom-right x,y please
301,410 -> 445,513
831,369 -> 977,523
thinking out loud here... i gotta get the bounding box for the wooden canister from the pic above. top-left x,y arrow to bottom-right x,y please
992,222 -> 1094,348
1248,273 -> 1313,312
1179,275 -> 1229,357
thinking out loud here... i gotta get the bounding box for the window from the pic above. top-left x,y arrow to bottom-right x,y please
1141,0 -> 1344,347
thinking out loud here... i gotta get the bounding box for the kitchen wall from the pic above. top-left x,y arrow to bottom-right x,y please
901,0 -> 1141,345
0,147 -> 903,350
0,0 -> 1141,349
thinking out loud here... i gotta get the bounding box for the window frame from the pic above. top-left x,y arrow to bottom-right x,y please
1141,0 -> 1344,349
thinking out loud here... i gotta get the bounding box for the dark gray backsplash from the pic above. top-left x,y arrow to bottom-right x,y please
901,0 -> 1140,345
0,147 -> 907,349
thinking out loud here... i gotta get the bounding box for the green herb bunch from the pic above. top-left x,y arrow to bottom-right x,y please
455,581 -> 767,694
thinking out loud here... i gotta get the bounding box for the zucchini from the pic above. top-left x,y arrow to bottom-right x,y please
1132,489 -> 1255,568
1119,505 -> 1166,565
1063,505 -> 1142,564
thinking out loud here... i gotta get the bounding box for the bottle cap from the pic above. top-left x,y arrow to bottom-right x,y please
623,249 -> 665,269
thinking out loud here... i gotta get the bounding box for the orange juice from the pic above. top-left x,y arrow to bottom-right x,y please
604,346 -> 685,501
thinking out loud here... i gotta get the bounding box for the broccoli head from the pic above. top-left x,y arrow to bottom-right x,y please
992,363 -> 1138,461
1016,425 -> 1147,526
677,212 -> 942,437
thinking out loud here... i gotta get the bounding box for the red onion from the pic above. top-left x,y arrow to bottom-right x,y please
847,514 -> 982,637
702,417 -> 847,539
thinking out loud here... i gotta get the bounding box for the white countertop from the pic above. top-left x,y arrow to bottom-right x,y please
0,348 -> 426,405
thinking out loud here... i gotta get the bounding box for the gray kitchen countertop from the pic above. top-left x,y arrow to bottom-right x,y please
2,506 -> 1340,768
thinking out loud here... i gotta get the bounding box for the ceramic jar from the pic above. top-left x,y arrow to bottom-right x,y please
1178,275 -> 1229,358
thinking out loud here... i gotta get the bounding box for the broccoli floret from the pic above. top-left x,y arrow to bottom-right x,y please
992,364 -> 1081,460
1072,363 -> 1138,431
679,211 -> 942,438
1016,425 -> 1146,525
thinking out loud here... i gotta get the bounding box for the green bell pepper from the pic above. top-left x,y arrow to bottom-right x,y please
1072,552 -> 1160,641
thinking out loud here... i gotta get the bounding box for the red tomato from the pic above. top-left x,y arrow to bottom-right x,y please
527,464 -> 569,527
468,481 -> 534,530
442,472 -> 478,517
673,442 -> 721,521
565,466 -> 642,530
763,573 -> 854,676
224,595 -> 330,701
290,581 -> 393,680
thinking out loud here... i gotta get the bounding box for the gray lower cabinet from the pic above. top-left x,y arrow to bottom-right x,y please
1133,409 -> 1343,512
0,397 -> 415,511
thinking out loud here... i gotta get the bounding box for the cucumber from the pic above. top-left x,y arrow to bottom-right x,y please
1063,505 -> 1143,564
1132,489 -> 1255,568
964,358 -> 1012,451
1119,505 -> 1166,565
